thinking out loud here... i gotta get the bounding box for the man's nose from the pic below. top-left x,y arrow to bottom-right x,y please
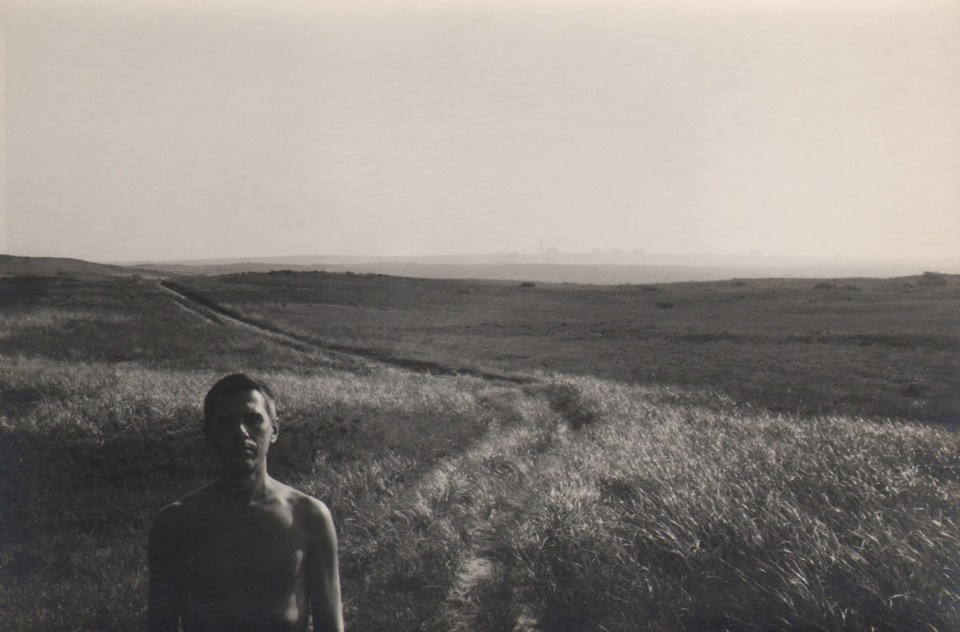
224,419 -> 250,438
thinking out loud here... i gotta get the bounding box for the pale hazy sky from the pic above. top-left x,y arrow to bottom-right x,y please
2,0 -> 958,262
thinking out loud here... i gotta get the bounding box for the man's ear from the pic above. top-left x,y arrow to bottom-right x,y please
270,417 -> 279,444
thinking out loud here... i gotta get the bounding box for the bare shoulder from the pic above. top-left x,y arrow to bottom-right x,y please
150,484 -> 213,541
148,499 -> 189,555
151,500 -> 184,532
281,486 -> 336,534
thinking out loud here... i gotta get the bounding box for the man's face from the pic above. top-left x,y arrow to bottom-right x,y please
205,389 -> 278,474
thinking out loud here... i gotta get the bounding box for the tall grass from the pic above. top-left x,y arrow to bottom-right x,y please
2,277 -> 958,630
461,377 -> 960,631
0,355 -> 506,629
3,360 -> 959,630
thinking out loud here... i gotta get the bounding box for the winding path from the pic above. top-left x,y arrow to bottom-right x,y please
157,279 -> 533,382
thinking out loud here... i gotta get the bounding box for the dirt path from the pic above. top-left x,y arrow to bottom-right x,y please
440,552 -> 542,632
417,407 -> 577,631
157,281 -> 343,358
157,280 -> 533,383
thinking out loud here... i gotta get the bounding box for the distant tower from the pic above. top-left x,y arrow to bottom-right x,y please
539,238 -> 544,254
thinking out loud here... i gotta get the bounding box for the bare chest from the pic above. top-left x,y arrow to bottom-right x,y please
180,504 -> 307,607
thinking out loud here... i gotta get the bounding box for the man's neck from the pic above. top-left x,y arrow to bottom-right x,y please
214,466 -> 273,503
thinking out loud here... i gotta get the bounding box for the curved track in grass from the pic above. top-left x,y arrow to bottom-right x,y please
157,279 -> 532,385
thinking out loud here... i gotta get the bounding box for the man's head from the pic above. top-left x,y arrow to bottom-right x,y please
204,373 -> 277,425
203,373 -> 279,474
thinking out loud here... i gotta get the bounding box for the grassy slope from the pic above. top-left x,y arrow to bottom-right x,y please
1,274 -> 958,630
178,271 -> 960,423
0,254 -> 158,278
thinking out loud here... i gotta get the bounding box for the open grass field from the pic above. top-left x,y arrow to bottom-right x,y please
174,270 -> 959,423
1,269 -> 958,630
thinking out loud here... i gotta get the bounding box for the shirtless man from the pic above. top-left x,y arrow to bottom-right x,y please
148,374 -> 344,632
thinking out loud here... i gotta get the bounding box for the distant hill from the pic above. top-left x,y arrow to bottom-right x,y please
0,254 -> 157,278
136,259 -> 960,285
129,250 -> 960,284
8,252 -> 959,285
130,250 -> 960,271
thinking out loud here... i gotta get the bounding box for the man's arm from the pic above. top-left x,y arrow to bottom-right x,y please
147,504 -> 182,632
302,499 -> 344,632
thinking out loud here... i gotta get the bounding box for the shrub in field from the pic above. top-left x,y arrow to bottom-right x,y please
920,271 -> 948,285
899,379 -> 927,398
544,378 -> 610,429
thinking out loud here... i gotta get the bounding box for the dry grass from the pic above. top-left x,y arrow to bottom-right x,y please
176,271 -> 960,423
1,275 -> 959,630
493,377 -> 960,631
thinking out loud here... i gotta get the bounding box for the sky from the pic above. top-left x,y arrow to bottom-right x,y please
1,0 -> 958,263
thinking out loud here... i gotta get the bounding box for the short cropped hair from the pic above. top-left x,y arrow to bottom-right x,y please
203,373 -> 277,425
